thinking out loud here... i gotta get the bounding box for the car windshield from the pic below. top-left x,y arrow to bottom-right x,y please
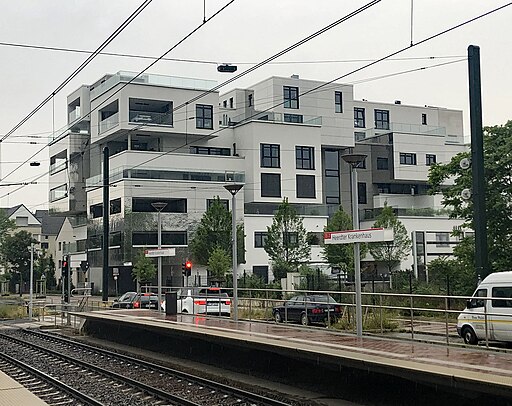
308,295 -> 337,304
194,288 -> 229,297
118,292 -> 136,301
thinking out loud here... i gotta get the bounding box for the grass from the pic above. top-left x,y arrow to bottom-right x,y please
0,305 -> 27,319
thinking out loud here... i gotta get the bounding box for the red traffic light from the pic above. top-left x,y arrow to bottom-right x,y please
185,261 -> 192,269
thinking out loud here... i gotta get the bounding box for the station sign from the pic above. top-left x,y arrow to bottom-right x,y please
145,248 -> 176,257
324,228 -> 394,245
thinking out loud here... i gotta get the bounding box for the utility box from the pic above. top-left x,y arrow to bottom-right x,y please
165,291 -> 178,316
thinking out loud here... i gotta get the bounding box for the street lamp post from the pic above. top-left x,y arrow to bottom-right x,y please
342,153 -> 367,337
224,183 -> 243,321
151,202 -> 168,313
29,243 -> 34,320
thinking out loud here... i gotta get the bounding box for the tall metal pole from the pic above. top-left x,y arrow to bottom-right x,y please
468,45 -> 488,280
351,166 -> 363,337
29,243 -> 34,320
231,192 -> 238,321
157,209 -> 162,312
102,147 -> 110,302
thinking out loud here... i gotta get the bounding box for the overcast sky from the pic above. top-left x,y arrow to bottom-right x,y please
0,0 -> 511,210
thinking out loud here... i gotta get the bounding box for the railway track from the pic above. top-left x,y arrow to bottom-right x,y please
0,328 -> 292,406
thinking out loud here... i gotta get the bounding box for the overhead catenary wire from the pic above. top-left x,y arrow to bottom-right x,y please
3,2 -> 510,206
0,0 -> 154,143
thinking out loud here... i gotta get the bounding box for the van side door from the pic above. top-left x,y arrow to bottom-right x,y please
490,286 -> 512,342
466,288 -> 488,340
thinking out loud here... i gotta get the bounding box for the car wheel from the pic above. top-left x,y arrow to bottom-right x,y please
462,326 -> 478,345
300,313 -> 309,326
274,311 -> 282,323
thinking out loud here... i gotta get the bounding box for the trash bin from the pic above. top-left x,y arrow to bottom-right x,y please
165,291 -> 178,316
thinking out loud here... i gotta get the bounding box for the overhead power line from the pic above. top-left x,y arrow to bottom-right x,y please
0,0 -> 153,143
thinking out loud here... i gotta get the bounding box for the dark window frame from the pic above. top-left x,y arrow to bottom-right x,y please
377,157 -> 389,170
335,91 -> 343,113
283,86 -> 299,109
190,146 -> 230,156
296,175 -> 316,199
354,107 -> 365,128
260,144 -> 280,168
358,182 -> 367,204
400,152 -> 417,165
422,113 -> 427,125
196,104 -> 213,129
296,146 -> 315,170
426,154 -> 437,166
254,232 -> 268,248
284,113 -> 303,123
375,109 -> 390,130
261,173 -> 281,197
207,199 -> 229,211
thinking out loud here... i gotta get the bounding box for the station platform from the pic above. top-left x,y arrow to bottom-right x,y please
73,310 -> 512,405
0,370 -> 48,406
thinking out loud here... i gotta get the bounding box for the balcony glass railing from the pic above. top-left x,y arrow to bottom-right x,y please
129,110 -> 172,125
68,107 -> 81,123
245,203 -> 338,216
99,112 -> 119,134
362,207 -> 452,220
49,160 -> 67,175
225,110 -> 322,127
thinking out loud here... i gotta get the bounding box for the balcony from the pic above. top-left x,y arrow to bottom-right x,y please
245,202 -> 337,216
360,122 -> 447,139
99,112 -> 119,134
225,110 -> 322,127
49,159 -> 67,175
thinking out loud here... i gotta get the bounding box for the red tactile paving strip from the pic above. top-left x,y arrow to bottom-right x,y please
84,311 -> 512,387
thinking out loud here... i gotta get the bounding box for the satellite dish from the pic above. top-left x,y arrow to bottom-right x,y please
460,157 -> 471,170
461,188 -> 472,200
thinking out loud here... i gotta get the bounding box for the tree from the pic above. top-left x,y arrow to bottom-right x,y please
429,120 -> 512,278
0,209 -> 15,244
131,250 -> 156,290
369,203 -> 411,276
322,206 -> 367,276
207,247 -> 231,282
189,197 -> 245,265
265,198 -> 310,280
35,251 -> 57,290
0,231 -> 38,294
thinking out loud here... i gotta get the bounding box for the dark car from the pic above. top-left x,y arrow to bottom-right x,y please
111,292 -> 160,310
272,294 -> 342,326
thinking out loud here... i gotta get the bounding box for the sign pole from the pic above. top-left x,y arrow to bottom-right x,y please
351,166 -> 363,338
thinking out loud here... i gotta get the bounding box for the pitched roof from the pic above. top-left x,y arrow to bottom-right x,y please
37,212 -> 66,235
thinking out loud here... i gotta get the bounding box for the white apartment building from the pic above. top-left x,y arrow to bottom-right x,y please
48,72 -> 465,293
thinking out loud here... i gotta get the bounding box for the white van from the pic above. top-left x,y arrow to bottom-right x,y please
457,271 -> 512,344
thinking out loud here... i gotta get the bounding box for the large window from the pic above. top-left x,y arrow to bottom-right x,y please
296,146 -> 315,170
435,232 -> 450,247
324,150 -> 340,204
207,199 -> 229,210
190,146 -> 230,156
284,113 -> 303,123
283,86 -> 299,109
132,231 -> 187,246
132,198 -> 187,213
196,104 -> 213,129
358,182 -> 367,204
354,107 -> 365,128
492,287 -> 512,308
110,198 -> 121,214
254,232 -> 268,248
261,144 -> 280,168
377,157 -> 389,170
129,98 -> 172,125
400,153 -> 417,165
261,173 -> 281,197
335,91 -> 343,113
375,109 -> 390,130
296,175 -> 316,198
426,154 -> 437,166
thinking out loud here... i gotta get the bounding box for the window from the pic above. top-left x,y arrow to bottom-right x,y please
129,98 -> 172,125
248,94 -> 253,107
284,113 -> 303,123
41,242 -> 49,249
49,184 -> 68,202
207,199 -> 229,211
400,153 -> 417,165
110,198 -> 121,215
283,86 -> 299,109
132,198 -> 187,213
110,231 -> 122,247
492,287 -> 512,308
354,132 -> 366,141
223,100 -> 227,108
426,154 -> 437,166
260,144 -> 280,168
132,231 -> 187,246
254,232 -> 268,248
252,266 -> 269,283
58,242 -> 62,251
283,232 -> 298,245
90,203 -> 103,218
335,91 -> 343,113
229,97 -> 234,108
190,146 -> 230,156
324,150 -> 340,204
435,232 -> 450,247
354,107 -> 365,128
470,288 -> 487,308
375,109 -> 390,130
422,113 -> 427,125
377,157 -> 389,170
296,175 -> 316,198
358,182 -> 367,204
261,173 -> 281,197
196,104 -> 213,129
296,146 -> 315,170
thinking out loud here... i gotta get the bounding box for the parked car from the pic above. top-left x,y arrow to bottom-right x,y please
162,287 -> 231,316
273,294 -> 342,326
457,271 -> 512,344
111,292 -> 160,310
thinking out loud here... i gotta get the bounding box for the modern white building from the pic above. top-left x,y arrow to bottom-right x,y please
48,72 -> 466,293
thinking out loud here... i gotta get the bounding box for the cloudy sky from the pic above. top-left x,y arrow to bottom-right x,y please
0,0 -> 511,210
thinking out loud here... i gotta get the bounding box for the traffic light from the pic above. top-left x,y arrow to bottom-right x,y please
182,260 -> 192,277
